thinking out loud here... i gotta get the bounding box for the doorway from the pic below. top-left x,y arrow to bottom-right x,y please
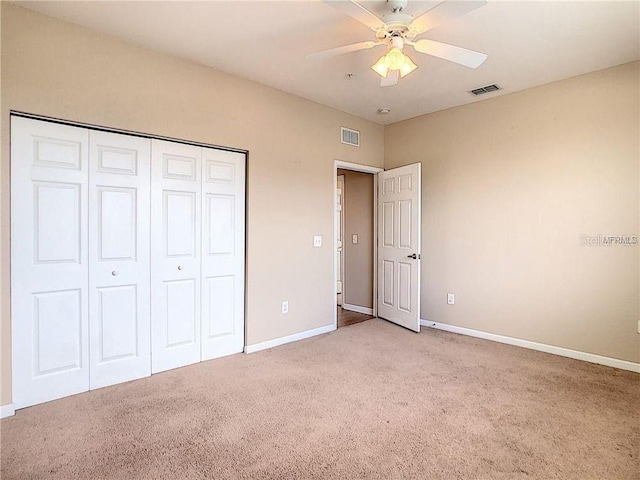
333,161 -> 383,329
333,160 -> 422,333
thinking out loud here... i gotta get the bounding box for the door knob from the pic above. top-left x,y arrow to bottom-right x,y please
111,270 -> 119,276
177,265 -> 183,271
407,253 -> 421,259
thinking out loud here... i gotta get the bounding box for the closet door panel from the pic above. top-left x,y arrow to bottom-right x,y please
151,140 -> 202,373
11,117 -> 90,408
89,131 -> 151,389
201,149 -> 245,360
165,278 -> 197,346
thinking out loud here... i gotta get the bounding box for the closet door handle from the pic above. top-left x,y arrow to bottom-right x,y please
177,265 -> 183,271
111,270 -> 119,276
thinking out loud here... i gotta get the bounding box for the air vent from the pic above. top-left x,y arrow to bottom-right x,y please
341,127 -> 360,147
469,84 -> 500,96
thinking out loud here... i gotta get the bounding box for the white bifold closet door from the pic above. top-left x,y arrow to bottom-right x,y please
11,118 -> 153,407
11,117 -> 91,408
150,140 -> 245,372
12,116 -> 246,408
88,131 -> 151,389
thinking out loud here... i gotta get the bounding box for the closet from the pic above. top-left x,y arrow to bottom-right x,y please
11,116 -> 246,409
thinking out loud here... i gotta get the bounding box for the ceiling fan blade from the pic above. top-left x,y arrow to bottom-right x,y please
324,0 -> 386,31
412,39 -> 487,68
307,41 -> 381,60
380,69 -> 399,87
410,0 -> 487,35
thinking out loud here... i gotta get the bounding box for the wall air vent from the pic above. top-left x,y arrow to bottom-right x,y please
341,127 -> 360,147
469,84 -> 500,96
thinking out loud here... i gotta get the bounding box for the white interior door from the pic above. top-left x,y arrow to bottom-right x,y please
377,163 -> 421,332
11,117 -> 90,408
200,148 -> 245,360
336,175 -> 344,304
151,140 -> 202,373
89,131 -> 151,389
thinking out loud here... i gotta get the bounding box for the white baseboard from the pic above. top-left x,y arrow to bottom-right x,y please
342,303 -> 374,315
245,324 -> 336,354
1,404 -> 15,419
421,320 -> 640,373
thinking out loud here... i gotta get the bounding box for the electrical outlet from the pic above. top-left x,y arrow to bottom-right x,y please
447,293 -> 455,305
352,234 -> 358,244
282,301 -> 289,314
637,320 -> 640,334
313,235 -> 322,247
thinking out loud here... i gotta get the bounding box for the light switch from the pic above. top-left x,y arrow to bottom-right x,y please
313,235 -> 322,247
352,234 -> 358,244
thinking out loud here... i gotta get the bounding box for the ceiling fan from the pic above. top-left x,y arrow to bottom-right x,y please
308,0 -> 488,87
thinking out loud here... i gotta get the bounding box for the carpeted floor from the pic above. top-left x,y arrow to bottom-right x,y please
1,319 -> 638,479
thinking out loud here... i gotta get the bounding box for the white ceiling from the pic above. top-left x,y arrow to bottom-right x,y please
15,0 -> 640,125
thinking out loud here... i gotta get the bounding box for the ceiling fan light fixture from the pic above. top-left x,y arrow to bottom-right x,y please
384,47 -> 405,70
371,46 -> 418,81
399,53 -> 417,77
371,55 -> 389,78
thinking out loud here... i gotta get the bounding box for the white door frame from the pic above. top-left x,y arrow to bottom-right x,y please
336,174 -> 345,306
333,160 -> 383,329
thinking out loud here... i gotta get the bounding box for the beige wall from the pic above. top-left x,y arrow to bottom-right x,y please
0,4 -> 384,406
338,169 -> 374,309
385,61 -> 640,363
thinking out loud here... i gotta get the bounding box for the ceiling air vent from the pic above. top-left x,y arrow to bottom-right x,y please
341,127 -> 360,147
469,84 -> 500,96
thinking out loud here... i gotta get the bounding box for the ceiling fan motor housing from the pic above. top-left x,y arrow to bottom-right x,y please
377,11 -> 416,41
390,35 -> 404,49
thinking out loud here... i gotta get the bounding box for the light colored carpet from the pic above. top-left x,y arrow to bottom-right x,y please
1,319 -> 638,479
